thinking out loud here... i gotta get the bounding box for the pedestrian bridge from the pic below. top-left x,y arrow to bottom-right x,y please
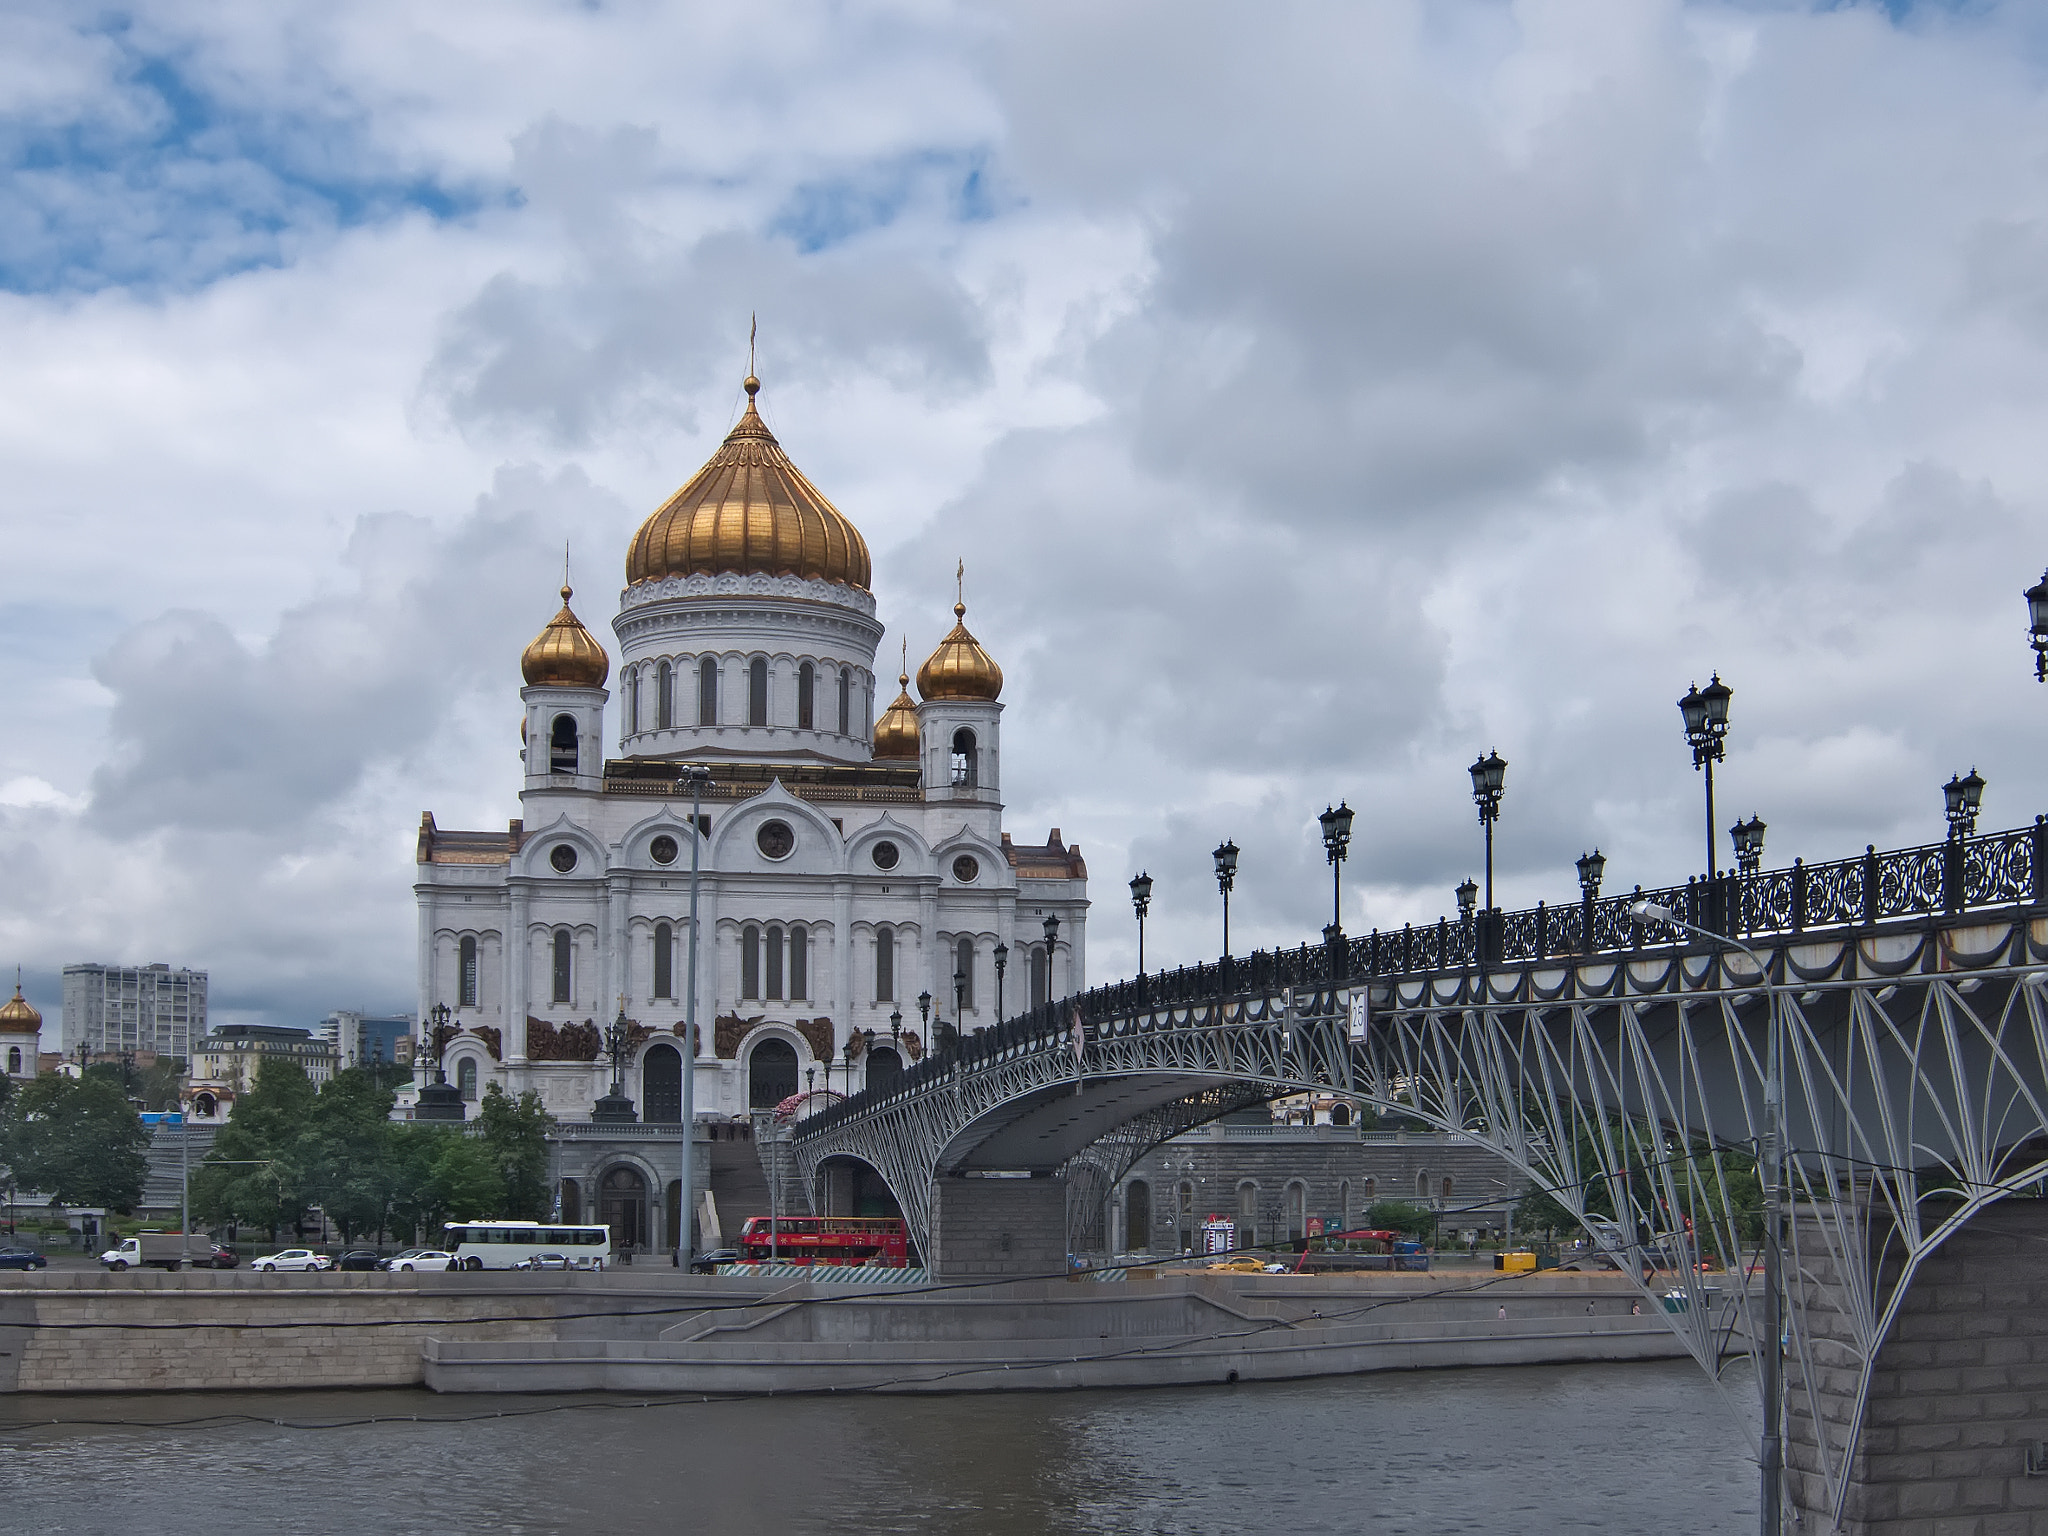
793,819 -> 2048,1530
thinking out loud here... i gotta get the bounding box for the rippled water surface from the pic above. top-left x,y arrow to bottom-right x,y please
1,1361 -> 1757,1534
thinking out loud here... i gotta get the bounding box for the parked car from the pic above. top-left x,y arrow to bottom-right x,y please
378,1249 -> 427,1271
513,1251 -> 571,1270
334,1250 -> 382,1271
390,1250 -> 453,1272
689,1247 -> 740,1274
207,1244 -> 239,1270
0,1247 -> 48,1271
252,1249 -> 332,1273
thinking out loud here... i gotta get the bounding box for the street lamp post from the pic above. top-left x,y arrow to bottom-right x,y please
1318,802 -> 1353,948
1731,815 -> 1767,875
1678,675 -> 1734,926
1468,752 -> 1506,963
1576,850 -> 1606,955
1213,839 -> 1238,965
1129,872 -> 1153,975
1456,877 -> 1478,927
918,991 -> 932,1063
1042,911 -> 1061,1005
993,941 -> 1008,1025
890,1008 -> 903,1060
952,969 -> 967,1056
2027,569 -> 2048,681
1631,899 -> 1784,1536
676,764 -> 712,1271
1943,769 -> 1985,838
415,1003 -> 465,1121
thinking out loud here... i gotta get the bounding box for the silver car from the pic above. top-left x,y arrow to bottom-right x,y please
391,1250 -> 454,1271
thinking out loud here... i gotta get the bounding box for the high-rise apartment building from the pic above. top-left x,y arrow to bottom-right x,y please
319,1010 -> 415,1071
61,963 -> 208,1061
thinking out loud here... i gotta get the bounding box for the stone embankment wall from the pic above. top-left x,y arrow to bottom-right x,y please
1788,1201 -> 2048,1534
0,1271 -> 691,1394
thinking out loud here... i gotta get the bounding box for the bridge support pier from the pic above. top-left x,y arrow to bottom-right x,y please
1789,1200 -> 2048,1533
930,1174 -> 1067,1282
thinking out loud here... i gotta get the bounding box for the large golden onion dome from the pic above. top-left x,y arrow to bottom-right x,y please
626,376 -> 871,590
0,979 -> 42,1036
872,650 -> 921,760
917,601 -> 1003,701
522,585 -> 610,688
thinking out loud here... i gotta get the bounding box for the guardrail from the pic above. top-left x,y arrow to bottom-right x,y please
796,818 -> 2048,1141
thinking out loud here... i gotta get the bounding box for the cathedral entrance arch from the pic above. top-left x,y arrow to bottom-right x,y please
748,1038 -> 798,1108
642,1042 -> 681,1123
599,1165 -> 649,1253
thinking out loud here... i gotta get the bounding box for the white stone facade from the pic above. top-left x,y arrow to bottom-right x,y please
414,544 -> 1088,1128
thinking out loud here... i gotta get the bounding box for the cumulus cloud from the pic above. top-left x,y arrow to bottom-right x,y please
6,0 -> 2048,1028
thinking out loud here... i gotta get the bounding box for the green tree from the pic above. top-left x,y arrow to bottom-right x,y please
1,1074 -> 151,1211
1365,1199 -> 1436,1238
190,1059 -> 319,1237
385,1125 -> 457,1244
476,1084 -> 554,1220
430,1136 -> 505,1221
300,1070 -> 397,1243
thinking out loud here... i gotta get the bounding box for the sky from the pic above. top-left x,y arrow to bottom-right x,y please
4,0 -> 2048,1038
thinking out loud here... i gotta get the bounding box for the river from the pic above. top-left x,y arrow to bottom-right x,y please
1,1359 -> 1758,1533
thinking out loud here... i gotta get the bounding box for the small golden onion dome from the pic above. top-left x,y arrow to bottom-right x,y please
918,602 -> 1003,701
0,981 -> 42,1036
626,376 -> 872,590
522,585 -> 610,688
873,670 -> 921,760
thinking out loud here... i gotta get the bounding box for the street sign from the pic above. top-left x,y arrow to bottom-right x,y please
1201,1218 -> 1235,1255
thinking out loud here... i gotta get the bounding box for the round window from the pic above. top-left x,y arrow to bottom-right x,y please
871,840 -> 900,871
952,854 -> 980,883
756,820 -> 795,860
649,834 -> 679,865
549,844 -> 579,873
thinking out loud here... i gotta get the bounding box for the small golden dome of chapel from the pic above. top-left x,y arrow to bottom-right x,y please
0,979 -> 42,1036
917,601 -> 1003,702
521,586 -> 610,688
873,646 -> 922,760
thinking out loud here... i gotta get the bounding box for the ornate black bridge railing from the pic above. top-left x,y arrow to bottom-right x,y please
801,818 -> 2048,1141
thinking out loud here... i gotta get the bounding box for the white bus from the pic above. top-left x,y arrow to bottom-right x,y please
442,1220 -> 612,1271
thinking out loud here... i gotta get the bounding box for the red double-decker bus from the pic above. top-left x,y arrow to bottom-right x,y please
737,1215 -> 910,1268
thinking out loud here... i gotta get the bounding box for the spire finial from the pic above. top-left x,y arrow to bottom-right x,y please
955,558 -> 966,618
899,637 -> 909,687
744,314 -> 760,399
562,541 -> 572,603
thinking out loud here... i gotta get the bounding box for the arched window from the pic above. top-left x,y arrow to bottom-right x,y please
1330,1101 -> 1352,1127
797,662 -> 814,730
766,925 -> 784,1001
875,927 -> 894,1003
1441,1176 -> 1455,1202
950,727 -> 977,788
866,1045 -> 902,1092
1339,1179 -> 1353,1228
1286,1183 -> 1307,1242
457,1058 -> 478,1101
1363,1177 -> 1376,1203
748,657 -> 769,726
194,1091 -> 217,1117
629,668 -> 641,734
549,714 -> 578,774
1417,1171 -> 1431,1199
789,924 -> 808,1000
1237,1181 -> 1259,1248
698,657 -> 719,726
642,1042 -> 681,1123
1178,1181 -> 1196,1251
838,668 -> 851,736
657,661 -> 673,729
459,936 -> 478,1007
741,926 -> 760,1001
5,1046 -> 18,1075
1030,945 -> 1049,1009
1124,1180 -> 1150,1254
653,922 -> 673,1000
954,934 -> 975,1010
552,931 -> 573,1004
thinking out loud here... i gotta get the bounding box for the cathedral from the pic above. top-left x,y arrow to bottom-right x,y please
413,372 -> 1090,1188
